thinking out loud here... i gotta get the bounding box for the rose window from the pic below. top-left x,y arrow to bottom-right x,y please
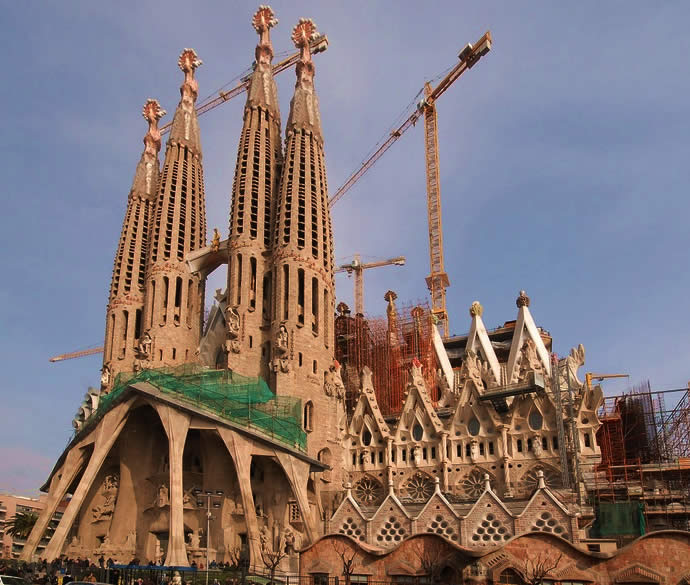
402,472 -> 435,502
353,476 -> 384,506
460,469 -> 488,499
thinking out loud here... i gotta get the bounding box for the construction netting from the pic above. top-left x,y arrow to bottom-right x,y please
87,365 -> 306,451
591,502 -> 646,537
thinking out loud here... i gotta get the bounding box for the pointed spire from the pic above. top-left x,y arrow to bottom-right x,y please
130,99 -> 166,197
246,5 -> 281,117
286,18 -> 323,142
168,48 -> 203,152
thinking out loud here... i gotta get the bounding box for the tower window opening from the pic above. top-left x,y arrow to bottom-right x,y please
465,444 -> 471,457
263,127 -> 272,247
553,436 -> 559,450
312,360 -> 317,374
370,451 -> 375,465
517,439 -> 523,453
323,289 -> 329,348
310,138 -> 319,259
249,128 -> 260,239
186,278 -> 194,328
249,335 -> 253,349
422,447 -> 428,460
311,277 -> 319,334
283,265 -> 289,320
159,349 -> 163,361
134,309 -> 142,340
479,443 -> 485,456
148,280 -> 156,329
303,401 -> 313,433
172,347 -> 176,360
584,432 -> 591,448
297,133 -> 306,249
262,273 -> 271,323
236,254 -> 243,306
402,449 -> 407,462
542,437 -> 548,451
391,449 -> 396,463
352,453 -> 356,466
161,276 -> 169,324
527,438 -> 533,452
297,269 -> 305,325
431,446 -> 436,459
174,277 -> 182,326
456,444 -> 462,458
249,256 -> 257,310
282,140 -> 295,245
178,156 -> 188,261
298,352 -> 303,367
107,313 -> 115,361
489,441 -> 495,455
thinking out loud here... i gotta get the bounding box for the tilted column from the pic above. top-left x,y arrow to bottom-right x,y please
153,403 -> 191,567
20,447 -> 89,561
274,451 -> 317,544
43,399 -> 135,560
216,429 -> 262,570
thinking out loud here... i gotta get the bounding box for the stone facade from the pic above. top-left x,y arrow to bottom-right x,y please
299,531 -> 690,584
23,5 -> 656,576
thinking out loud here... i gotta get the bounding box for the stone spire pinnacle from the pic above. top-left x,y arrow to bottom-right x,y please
246,6 -> 281,118
131,99 -> 166,197
168,48 -> 203,152
286,18 -> 322,142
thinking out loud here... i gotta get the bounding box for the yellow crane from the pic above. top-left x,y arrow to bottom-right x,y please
328,32 -> 493,338
585,373 -> 629,391
335,254 -> 405,315
49,346 -> 104,363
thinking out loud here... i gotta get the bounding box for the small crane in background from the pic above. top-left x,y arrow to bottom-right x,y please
585,373 -> 629,391
335,254 -> 406,315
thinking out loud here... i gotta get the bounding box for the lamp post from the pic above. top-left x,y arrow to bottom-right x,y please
194,488 -> 224,585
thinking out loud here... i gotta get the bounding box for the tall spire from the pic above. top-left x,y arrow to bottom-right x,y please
285,18 -> 323,142
102,99 -> 165,390
225,6 -> 283,378
142,49 -> 207,368
168,48 -> 203,153
270,17 -> 340,472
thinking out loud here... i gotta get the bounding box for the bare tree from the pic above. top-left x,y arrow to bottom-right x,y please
520,551 -> 563,585
410,539 -> 446,582
332,539 -> 359,585
261,548 -> 288,585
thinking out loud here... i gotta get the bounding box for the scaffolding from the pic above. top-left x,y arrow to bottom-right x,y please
80,365 -> 307,450
585,382 -> 690,536
335,300 -> 440,416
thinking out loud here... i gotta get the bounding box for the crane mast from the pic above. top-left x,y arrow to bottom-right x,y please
335,254 -> 406,315
422,83 -> 450,337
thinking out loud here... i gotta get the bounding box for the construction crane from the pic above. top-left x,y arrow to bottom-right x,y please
585,373 -> 629,391
328,31 -> 492,339
49,347 -> 104,363
159,35 -> 328,136
335,254 -> 405,316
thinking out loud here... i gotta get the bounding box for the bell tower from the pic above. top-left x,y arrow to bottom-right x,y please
102,99 -> 165,389
270,18 -> 341,461
225,6 -> 283,378
142,49 -> 207,367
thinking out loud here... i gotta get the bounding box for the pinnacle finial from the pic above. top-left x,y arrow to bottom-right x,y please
141,99 -> 166,158
177,48 -> 202,104
178,48 -> 202,73
253,5 -> 278,34
516,290 -> 530,308
469,301 -> 483,317
292,18 -> 318,61
142,99 -> 166,124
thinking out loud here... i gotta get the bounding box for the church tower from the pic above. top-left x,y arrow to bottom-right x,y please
271,19 -> 341,459
143,49 -> 207,367
102,99 -> 165,389
225,6 -> 283,378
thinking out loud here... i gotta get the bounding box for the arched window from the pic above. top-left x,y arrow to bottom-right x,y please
498,569 -> 524,584
303,401 -> 313,432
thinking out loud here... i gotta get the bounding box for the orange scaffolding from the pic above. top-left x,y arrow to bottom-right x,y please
335,300 -> 440,416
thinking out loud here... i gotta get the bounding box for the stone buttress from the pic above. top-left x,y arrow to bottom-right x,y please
225,6 -> 283,379
143,49 -> 207,367
102,100 -> 166,388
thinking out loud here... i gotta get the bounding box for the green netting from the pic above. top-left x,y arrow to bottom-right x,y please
590,502 -> 646,537
86,365 -> 306,451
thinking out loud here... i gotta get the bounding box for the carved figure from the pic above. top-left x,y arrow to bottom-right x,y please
412,447 -> 422,467
155,483 -> 169,508
470,440 -> 479,462
276,323 -> 289,354
462,349 -> 484,391
324,361 -> 345,399
91,473 -> 119,521
211,228 -> 221,252
137,331 -> 153,359
189,529 -> 201,549
259,526 -> 270,551
533,436 -> 543,458
226,306 -> 241,337
100,364 -> 111,388
519,338 -> 543,380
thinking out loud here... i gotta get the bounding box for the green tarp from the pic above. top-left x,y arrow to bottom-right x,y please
591,501 -> 646,537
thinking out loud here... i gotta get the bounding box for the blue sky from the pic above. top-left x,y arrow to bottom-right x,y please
1,2 -> 689,493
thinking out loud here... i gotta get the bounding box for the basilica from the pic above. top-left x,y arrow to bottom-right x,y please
22,6 -> 630,579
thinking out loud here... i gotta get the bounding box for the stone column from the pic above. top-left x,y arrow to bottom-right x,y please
20,447 -> 88,561
217,429 -> 261,570
43,399 -> 134,560
153,403 -> 191,567
274,451 -> 318,544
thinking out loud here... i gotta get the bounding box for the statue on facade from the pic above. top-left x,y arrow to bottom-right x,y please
91,473 -> 119,522
519,338 -> 543,381
137,331 -> 153,360
189,529 -> 201,549
211,228 -> 221,252
155,483 -> 169,507
533,435 -> 543,458
324,360 -> 345,399
226,306 -> 241,337
100,364 -> 111,389
276,323 -> 289,354
470,439 -> 479,463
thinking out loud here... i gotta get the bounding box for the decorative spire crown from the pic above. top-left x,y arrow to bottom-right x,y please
253,5 -> 278,48
178,48 -> 202,102
469,300 -> 483,317
516,290 -> 530,308
142,98 -> 166,157
292,18 -> 319,61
